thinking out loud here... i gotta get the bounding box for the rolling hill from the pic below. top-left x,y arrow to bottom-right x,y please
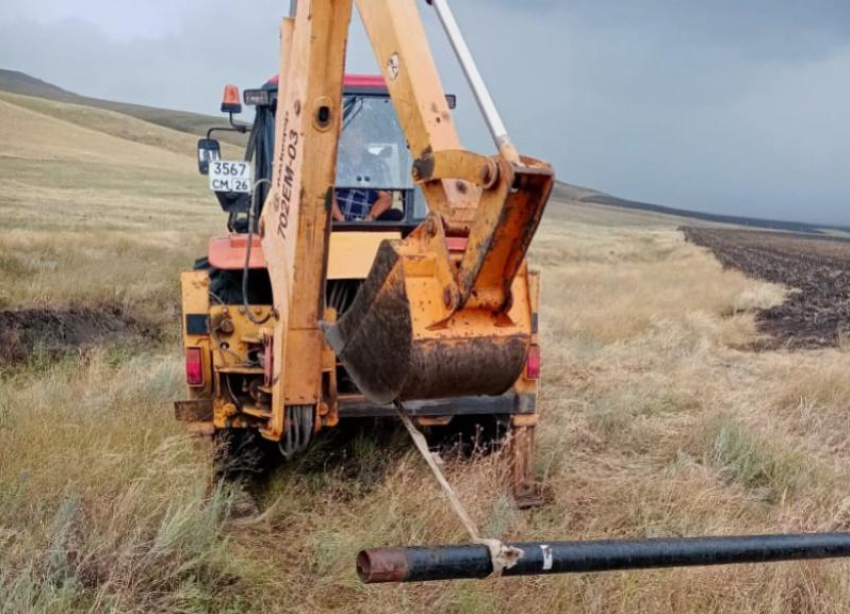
0,73 -> 227,312
550,179 -> 848,235
0,85 -> 222,239
3,68 -> 844,235
576,192 -> 850,234
0,68 -> 247,146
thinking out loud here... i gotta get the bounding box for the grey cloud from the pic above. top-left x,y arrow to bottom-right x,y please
2,1 -> 850,225
489,1 -> 850,61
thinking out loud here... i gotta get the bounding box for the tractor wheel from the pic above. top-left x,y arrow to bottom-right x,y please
193,257 -> 273,305
212,428 -> 274,481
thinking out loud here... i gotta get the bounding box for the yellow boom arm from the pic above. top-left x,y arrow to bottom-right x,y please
259,0 -> 554,439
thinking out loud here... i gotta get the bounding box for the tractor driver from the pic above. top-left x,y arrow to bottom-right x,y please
332,126 -> 395,222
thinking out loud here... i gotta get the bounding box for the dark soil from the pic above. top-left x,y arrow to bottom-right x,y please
0,305 -> 161,365
683,226 -> 850,349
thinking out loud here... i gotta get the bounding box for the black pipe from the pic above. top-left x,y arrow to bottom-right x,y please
358,533 -> 850,583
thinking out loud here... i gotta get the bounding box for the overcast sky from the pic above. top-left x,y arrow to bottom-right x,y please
2,1 -> 850,225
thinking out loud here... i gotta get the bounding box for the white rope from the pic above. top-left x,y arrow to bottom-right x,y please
394,401 -> 523,577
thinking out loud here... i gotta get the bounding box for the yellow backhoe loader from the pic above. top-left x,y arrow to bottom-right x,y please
175,0 -> 554,503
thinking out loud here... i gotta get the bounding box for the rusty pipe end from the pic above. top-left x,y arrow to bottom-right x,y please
357,548 -> 409,583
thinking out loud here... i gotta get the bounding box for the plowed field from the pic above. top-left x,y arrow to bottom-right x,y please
683,226 -> 850,348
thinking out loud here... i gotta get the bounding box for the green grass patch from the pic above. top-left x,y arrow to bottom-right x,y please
706,415 -> 815,501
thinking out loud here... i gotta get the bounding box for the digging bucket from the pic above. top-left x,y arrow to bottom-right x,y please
322,239 -> 532,405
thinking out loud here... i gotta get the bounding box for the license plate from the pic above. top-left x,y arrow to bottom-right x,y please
209,160 -> 252,193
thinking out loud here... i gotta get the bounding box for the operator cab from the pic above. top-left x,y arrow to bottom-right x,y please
198,74 -> 454,234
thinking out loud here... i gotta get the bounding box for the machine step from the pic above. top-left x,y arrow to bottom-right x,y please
240,404 -> 271,419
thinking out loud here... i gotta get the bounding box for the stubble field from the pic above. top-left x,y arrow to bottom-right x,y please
5,91 -> 850,614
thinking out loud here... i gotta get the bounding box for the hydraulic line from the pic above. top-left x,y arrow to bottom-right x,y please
426,0 -> 519,163
278,405 -> 313,459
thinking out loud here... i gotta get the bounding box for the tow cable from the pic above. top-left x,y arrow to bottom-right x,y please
391,401 -> 522,579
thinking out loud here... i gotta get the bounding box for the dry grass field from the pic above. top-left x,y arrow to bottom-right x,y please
4,92 -> 850,613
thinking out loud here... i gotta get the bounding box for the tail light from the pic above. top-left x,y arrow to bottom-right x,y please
525,344 -> 540,380
185,347 -> 204,387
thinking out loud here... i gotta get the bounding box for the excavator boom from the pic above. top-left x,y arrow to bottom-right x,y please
259,0 -> 553,432
324,0 -> 554,403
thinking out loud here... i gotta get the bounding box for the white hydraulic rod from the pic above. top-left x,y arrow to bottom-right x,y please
427,0 -> 520,163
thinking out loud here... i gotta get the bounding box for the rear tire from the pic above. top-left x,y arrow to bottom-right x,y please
192,257 -> 273,305
213,428 -> 274,481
